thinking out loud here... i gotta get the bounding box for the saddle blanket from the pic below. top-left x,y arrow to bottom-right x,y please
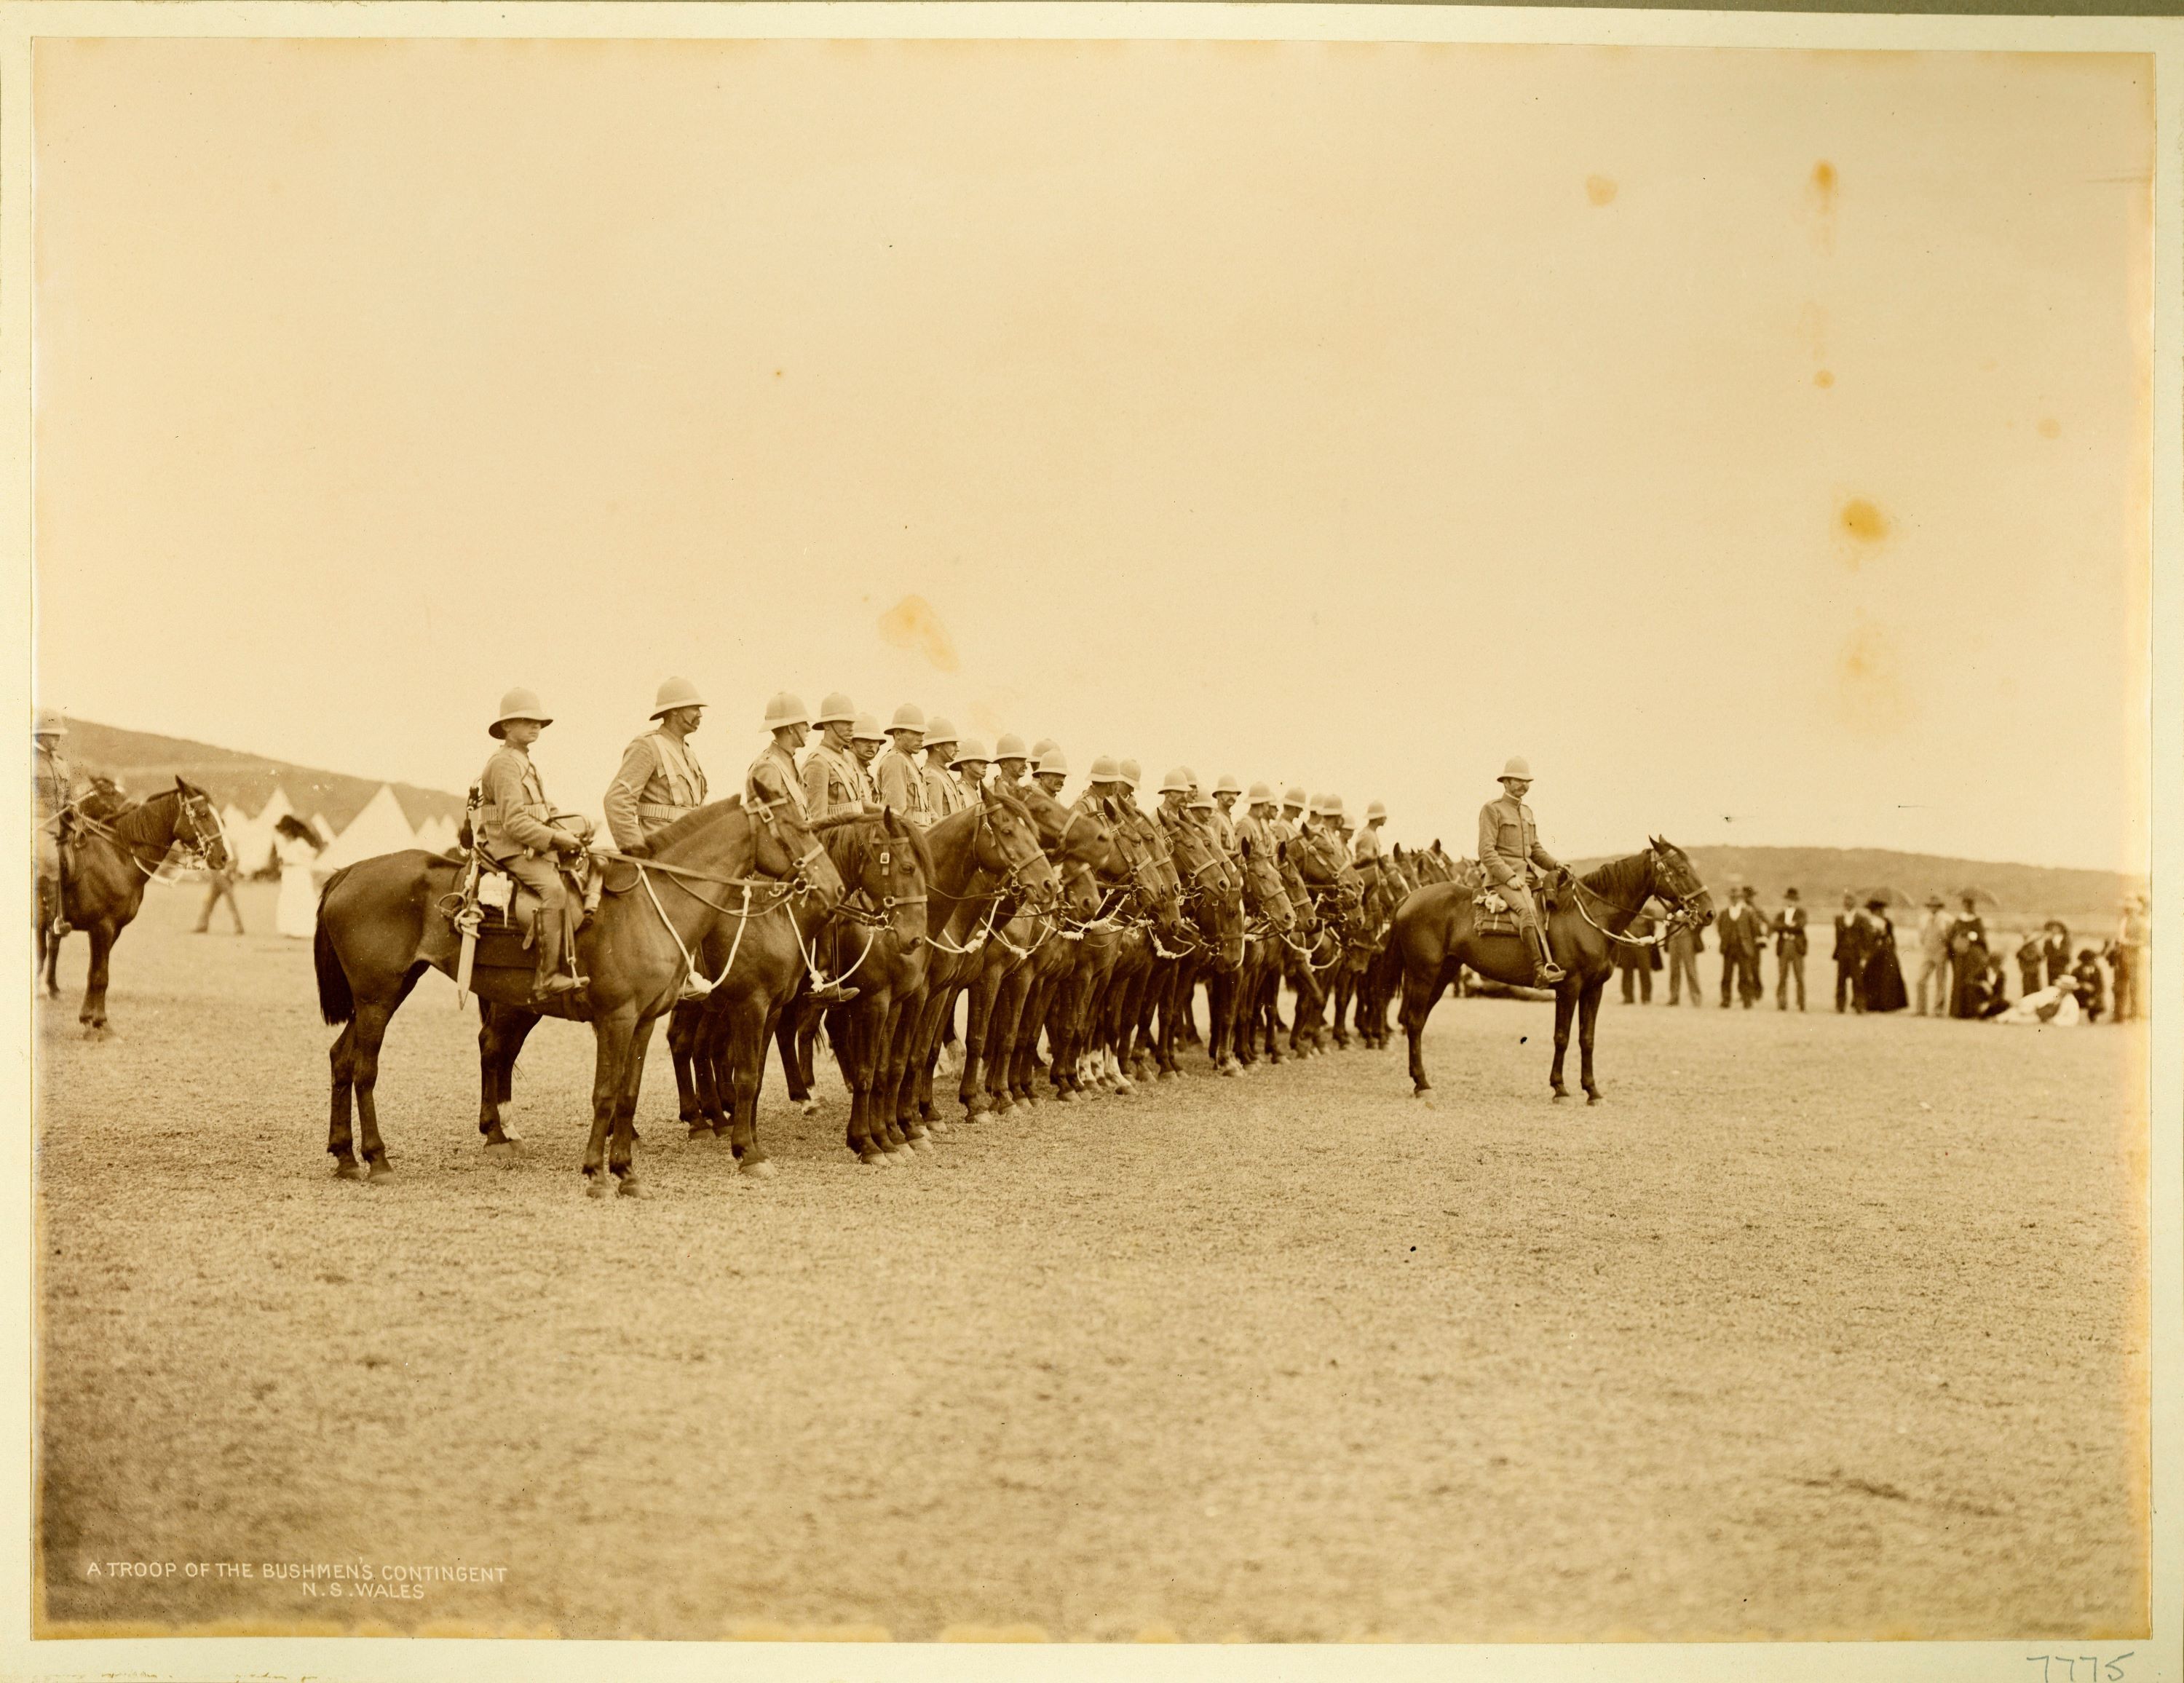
1471,890 -> 1519,938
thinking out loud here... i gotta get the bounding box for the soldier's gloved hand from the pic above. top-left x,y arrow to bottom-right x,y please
623,841 -> 652,859
553,832 -> 584,858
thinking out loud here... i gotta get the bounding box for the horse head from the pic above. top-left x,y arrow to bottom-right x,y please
1238,836 -> 1294,934
978,784 -> 1060,908
750,796 -> 846,912
873,808 -> 930,949
173,778 -> 232,874
1648,834 -> 1714,927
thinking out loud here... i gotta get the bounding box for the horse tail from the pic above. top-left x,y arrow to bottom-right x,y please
314,872 -> 355,1026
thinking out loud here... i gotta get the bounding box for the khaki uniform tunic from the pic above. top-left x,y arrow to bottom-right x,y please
1353,824 -> 1385,864
1477,794 -> 1558,887
801,742 -> 870,822
603,727 -> 708,852
478,744 -> 568,907
924,761 -> 966,818
34,744 -> 75,879
873,747 -> 929,823
745,742 -> 808,820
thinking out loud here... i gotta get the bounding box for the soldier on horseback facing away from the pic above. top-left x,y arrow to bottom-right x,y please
34,709 -> 79,939
1479,756 -> 1566,985
604,677 -> 708,857
478,688 -> 588,1003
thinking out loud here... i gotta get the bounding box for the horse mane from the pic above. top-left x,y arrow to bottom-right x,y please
110,784 -> 183,844
1580,848 -> 1653,906
816,810 -> 935,885
644,794 -> 745,853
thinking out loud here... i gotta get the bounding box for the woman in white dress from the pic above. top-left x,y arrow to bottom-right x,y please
274,815 -> 325,939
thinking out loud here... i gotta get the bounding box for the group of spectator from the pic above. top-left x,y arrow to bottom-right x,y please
1613,886 -> 2149,1026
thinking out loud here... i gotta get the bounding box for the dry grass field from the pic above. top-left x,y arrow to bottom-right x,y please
36,881 -> 2148,1642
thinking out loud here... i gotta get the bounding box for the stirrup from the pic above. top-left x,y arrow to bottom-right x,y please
811,980 -> 859,1004
532,972 -> 585,1002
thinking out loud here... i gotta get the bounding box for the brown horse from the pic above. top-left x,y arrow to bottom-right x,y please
1390,837 -> 1712,1106
41,779 -> 229,1039
313,796 -> 842,1194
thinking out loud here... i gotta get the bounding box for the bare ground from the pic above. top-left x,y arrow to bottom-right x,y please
36,882 -> 2148,1641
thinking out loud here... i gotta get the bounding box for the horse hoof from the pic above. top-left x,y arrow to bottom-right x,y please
484,1139 -> 519,1161
333,1159 -> 363,1181
1586,1091 -> 1602,1106
991,1094 -> 1013,1115
585,1175 -> 612,1198
908,1134 -> 935,1153
740,1157 -> 777,1180
1551,1090 -> 1569,1103
927,1117 -> 951,1136
1219,1064 -> 1238,1078
687,1125 -> 716,1144
366,1160 -> 394,1183
800,1099 -> 820,1118
617,1176 -> 649,1199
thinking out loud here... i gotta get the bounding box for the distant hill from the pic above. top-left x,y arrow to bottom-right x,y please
58,718 -> 464,832
1567,844 -> 2141,925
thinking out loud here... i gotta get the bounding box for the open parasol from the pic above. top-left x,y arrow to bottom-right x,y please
1950,886 -> 2001,911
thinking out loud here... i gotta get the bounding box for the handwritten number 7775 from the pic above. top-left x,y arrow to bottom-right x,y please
2028,1655 -> 2132,1683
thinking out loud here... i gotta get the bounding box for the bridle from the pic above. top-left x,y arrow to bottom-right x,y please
68,786 -> 229,880
1563,847 -> 1708,949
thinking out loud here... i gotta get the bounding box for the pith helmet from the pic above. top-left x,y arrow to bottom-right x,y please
1037,746 -> 1069,776
1032,737 -> 1059,762
924,715 -> 958,746
815,692 -> 857,727
1283,786 -> 1307,809
764,691 -> 811,731
1189,791 -> 1215,812
889,702 -> 926,734
951,737 -> 990,769
994,732 -> 1029,762
1214,772 -> 1243,796
33,708 -> 66,738
1088,754 -> 1121,783
1159,766 -> 1192,796
1366,799 -> 1387,821
1179,765 -> 1199,791
1119,758 -> 1143,789
1247,780 -> 1273,803
651,676 -> 705,719
1500,756 -> 1532,781
852,713 -> 885,744
1309,792 -> 1335,816
489,686 -> 553,739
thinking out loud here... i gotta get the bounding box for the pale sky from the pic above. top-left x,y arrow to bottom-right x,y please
32,39 -> 2152,870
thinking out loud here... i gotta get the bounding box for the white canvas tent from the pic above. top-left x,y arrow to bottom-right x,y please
316,783 -> 422,871
226,785 -> 296,876
412,814 -> 459,856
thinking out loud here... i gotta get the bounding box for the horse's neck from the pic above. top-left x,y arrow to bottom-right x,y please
111,794 -> 178,855
1580,852 -> 1652,920
927,812 -> 997,938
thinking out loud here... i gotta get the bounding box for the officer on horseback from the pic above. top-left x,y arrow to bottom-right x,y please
950,737 -> 992,802
1033,745 -> 1068,798
1079,754 -> 1125,817
747,692 -> 811,817
1236,781 -> 1280,860
1275,787 -> 1307,847
922,717 -> 965,817
1479,756 -> 1566,985
802,693 -> 871,820
604,677 -> 708,857
850,713 -> 886,786
478,688 -> 587,1002
1208,774 -> 1243,856
34,709 -> 78,938
874,703 -> 929,824
992,733 -> 1032,791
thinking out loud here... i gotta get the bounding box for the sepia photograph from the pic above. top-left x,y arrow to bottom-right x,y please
8,4 -> 2177,1673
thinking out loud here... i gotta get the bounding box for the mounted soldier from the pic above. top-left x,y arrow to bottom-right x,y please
921,717 -> 964,819
604,676 -> 708,857
1208,774 -> 1243,856
1078,754 -> 1124,817
746,692 -> 812,817
1479,756 -> 1566,985
949,737 -> 992,803
992,732 -> 1032,792
34,709 -> 79,938
1236,781 -> 1281,860
1353,800 -> 1388,865
850,714 -> 886,787
1156,766 -> 1192,828
1118,759 -> 1145,812
1275,787 -> 1307,847
801,692 -> 870,820
476,687 -> 588,1002
1033,745 -> 1068,799
873,702 -> 929,825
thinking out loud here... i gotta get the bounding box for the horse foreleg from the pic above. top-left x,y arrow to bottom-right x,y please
79,922 -> 115,1037
1548,985 -> 1578,1100
666,999 -> 708,1135
732,1004 -> 778,1175
1578,982 -> 1607,1104
583,1007 -> 638,1192
1400,962 -> 1448,1101
610,1014 -> 660,1195
959,967 -> 998,1114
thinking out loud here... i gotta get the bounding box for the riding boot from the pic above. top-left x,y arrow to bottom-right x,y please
1528,922 -> 1566,986
531,907 -> 584,1002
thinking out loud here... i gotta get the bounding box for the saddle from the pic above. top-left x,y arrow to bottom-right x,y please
1471,888 -> 1520,938
448,844 -> 601,975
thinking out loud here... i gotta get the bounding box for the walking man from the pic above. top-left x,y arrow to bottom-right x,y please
1913,893 -> 1950,1015
1771,886 -> 1808,1010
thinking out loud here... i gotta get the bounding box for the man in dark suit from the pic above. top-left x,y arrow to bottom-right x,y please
1717,886 -> 1766,1008
1771,886 -> 1809,1011
1832,890 -> 1866,1013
